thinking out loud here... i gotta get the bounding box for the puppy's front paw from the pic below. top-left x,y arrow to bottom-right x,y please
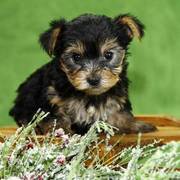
131,121 -> 157,133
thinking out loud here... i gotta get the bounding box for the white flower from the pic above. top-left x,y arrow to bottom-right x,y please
56,154 -> 66,165
61,134 -> 69,147
54,128 -> 65,137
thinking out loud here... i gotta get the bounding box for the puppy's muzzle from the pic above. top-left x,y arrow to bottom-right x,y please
87,75 -> 101,87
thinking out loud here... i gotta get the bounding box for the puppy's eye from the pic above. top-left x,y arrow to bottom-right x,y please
72,53 -> 82,62
104,51 -> 114,61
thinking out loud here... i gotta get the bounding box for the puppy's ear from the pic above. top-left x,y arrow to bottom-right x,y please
39,19 -> 66,57
114,14 -> 144,40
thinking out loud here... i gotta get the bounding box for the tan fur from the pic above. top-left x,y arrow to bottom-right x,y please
100,69 -> 119,87
60,61 -> 71,74
68,70 -> 90,90
61,64 -> 90,91
64,41 -> 85,55
61,63 -> 122,95
121,16 -> 141,39
60,61 -> 87,90
47,86 -> 126,126
100,38 -> 119,55
49,28 -> 61,56
84,69 -> 120,95
47,86 -> 62,106
46,86 -> 156,134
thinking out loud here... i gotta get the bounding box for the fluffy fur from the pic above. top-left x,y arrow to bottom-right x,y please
9,13 -> 156,134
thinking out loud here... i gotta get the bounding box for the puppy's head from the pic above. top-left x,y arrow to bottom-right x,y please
39,14 -> 144,95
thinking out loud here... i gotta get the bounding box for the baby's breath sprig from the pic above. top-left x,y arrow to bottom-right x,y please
0,111 -> 180,179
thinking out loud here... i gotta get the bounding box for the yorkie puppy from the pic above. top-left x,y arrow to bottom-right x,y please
9,14 -> 157,134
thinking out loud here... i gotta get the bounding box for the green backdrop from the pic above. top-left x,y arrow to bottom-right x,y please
0,0 -> 180,126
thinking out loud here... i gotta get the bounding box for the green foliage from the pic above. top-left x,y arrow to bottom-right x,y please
0,0 -> 180,125
0,111 -> 180,179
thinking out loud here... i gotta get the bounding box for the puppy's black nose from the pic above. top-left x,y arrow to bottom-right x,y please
87,76 -> 100,86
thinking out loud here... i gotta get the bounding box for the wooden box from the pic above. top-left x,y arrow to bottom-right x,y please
0,115 -> 180,166
0,115 -> 180,144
